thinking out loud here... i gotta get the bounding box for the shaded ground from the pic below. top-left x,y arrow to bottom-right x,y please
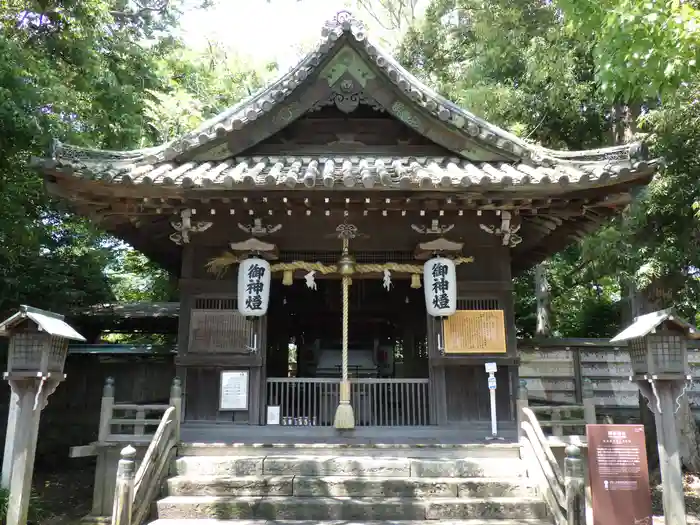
32,461 -> 93,524
651,473 -> 700,521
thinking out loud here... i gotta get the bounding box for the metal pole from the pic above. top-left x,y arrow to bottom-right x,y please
489,372 -> 498,436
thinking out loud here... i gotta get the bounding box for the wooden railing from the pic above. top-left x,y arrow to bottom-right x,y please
110,379 -> 182,525
266,377 -> 431,426
519,405 -> 586,525
99,377 -> 181,444
517,379 -> 596,437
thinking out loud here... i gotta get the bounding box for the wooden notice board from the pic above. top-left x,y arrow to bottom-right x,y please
586,424 -> 652,525
443,310 -> 507,354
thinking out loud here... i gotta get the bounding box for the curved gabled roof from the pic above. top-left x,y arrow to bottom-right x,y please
36,10 -> 653,185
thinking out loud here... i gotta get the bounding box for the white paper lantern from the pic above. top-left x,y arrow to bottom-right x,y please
423,256 -> 457,317
237,257 -> 271,317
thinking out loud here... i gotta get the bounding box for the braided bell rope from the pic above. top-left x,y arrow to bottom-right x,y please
341,275 -> 350,385
207,254 -> 475,277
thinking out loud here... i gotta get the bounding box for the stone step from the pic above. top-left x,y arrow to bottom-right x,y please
175,456 -> 526,478
167,475 -> 537,498
178,442 -> 522,459
151,518 -> 552,525
157,496 -> 549,521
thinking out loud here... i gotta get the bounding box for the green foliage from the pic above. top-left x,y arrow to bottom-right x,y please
400,0 -> 625,335
555,0 -> 700,101
0,486 -> 47,524
0,1 -> 268,319
399,0 -> 610,149
401,0 -> 700,333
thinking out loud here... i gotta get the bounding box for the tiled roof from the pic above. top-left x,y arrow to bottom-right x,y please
37,11 -> 655,177
37,155 -> 655,190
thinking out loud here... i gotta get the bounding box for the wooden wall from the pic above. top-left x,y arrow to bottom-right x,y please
177,212 -> 521,425
519,339 -> 700,413
0,352 -> 174,468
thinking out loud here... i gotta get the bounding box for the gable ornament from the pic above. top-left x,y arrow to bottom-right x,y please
479,211 -> 522,247
169,209 -> 212,245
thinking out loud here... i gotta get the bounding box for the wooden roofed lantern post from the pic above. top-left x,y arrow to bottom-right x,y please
611,309 -> 696,525
0,306 -> 85,525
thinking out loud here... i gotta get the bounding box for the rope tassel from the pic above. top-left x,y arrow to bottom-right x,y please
334,275 -> 355,429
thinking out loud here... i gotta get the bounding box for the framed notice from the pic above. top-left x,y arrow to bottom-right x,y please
219,370 -> 249,411
444,310 -> 507,354
586,424 -> 652,525
267,405 -> 281,425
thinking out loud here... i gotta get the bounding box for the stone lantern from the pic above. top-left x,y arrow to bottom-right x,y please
0,305 -> 85,525
610,308 -> 698,525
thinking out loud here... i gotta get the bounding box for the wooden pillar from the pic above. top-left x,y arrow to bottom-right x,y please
176,244 -> 195,423
582,378 -> 596,425
170,377 -> 182,440
111,446 -> 135,525
516,379 -> 529,439
98,377 -> 115,442
1,390 -> 19,489
6,377 -> 60,525
653,381 -> 686,525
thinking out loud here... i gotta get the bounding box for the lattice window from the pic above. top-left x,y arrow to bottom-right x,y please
194,297 -> 237,310
649,333 -> 685,374
629,338 -> 647,371
443,310 -> 507,354
457,297 -> 501,311
189,296 -> 253,353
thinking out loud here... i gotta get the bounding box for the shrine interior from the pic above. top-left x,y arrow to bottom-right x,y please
265,277 -> 429,380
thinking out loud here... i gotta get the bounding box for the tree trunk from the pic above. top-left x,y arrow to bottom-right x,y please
535,262 -> 551,337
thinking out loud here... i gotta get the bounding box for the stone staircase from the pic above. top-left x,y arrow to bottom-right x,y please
150,443 -> 552,524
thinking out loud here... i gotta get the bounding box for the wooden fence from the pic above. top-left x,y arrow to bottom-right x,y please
266,377 -> 430,426
519,338 -> 700,413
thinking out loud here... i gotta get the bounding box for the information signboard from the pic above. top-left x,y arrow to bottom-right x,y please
586,424 -> 652,525
219,370 -> 249,411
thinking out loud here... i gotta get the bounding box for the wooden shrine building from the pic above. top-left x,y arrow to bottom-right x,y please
32,12 -> 656,433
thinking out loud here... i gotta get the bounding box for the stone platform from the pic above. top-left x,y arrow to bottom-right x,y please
179,422 -> 519,446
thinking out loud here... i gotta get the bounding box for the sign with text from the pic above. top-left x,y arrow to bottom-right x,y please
586,424 -> 652,525
267,405 -> 281,425
219,370 -> 249,411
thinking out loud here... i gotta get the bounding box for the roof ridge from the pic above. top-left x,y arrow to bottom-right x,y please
44,10 -> 652,170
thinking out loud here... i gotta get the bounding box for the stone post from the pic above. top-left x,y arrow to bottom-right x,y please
98,377 -> 115,442
564,444 -> 585,525
516,379 -> 529,439
169,377 -> 182,441
6,377 -> 60,525
581,378 -> 596,425
111,445 -> 136,525
1,390 -> 19,489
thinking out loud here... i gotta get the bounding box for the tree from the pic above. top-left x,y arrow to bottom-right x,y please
554,0 -> 700,102
0,0 -> 221,317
